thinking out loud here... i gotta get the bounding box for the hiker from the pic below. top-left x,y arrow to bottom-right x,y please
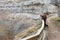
40,13 -> 48,27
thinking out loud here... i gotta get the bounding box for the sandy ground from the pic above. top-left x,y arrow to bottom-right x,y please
46,15 -> 60,40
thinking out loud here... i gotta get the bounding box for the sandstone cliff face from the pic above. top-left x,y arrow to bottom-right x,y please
0,0 -> 30,2
0,0 -> 58,40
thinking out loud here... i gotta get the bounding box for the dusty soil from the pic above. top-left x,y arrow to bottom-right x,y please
46,15 -> 60,40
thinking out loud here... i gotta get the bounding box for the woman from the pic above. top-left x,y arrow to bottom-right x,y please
40,13 -> 48,27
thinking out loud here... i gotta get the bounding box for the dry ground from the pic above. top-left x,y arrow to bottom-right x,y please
46,15 -> 60,40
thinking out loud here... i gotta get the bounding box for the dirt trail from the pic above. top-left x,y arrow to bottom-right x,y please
46,15 -> 60,40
